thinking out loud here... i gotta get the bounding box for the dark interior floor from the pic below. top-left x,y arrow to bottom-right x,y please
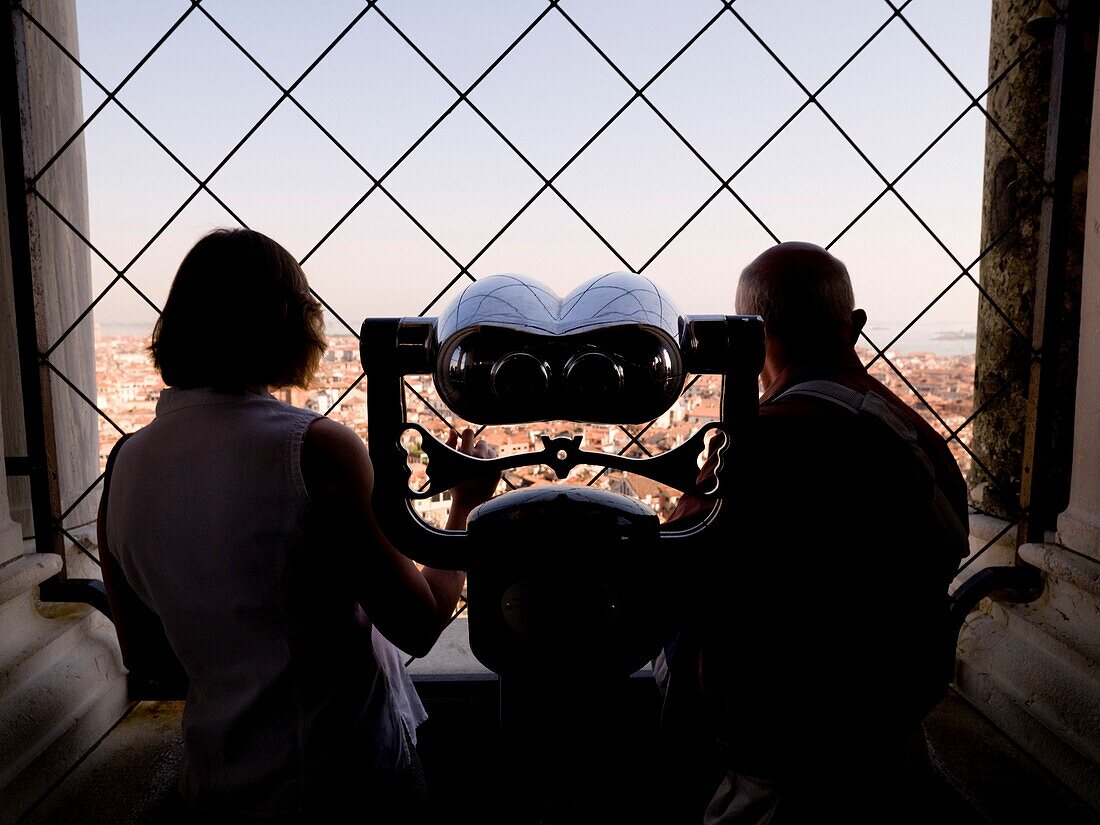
17,682 -> 1100,824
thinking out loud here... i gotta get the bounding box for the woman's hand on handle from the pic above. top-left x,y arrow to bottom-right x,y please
445,427 -> 500,530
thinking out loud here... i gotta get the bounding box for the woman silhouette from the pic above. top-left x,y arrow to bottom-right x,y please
99,228 -> 496,821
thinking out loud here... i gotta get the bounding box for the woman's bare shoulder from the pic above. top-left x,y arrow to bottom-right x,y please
304,415 -> 361,446
301,416 -> 372,489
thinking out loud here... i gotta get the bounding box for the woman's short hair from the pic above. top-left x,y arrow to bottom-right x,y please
150,229 -> 326,390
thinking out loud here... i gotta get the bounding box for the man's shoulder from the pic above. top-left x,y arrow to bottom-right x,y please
759,371 -> 968,528
756,380 -> 936,489
764,371 -> 948,451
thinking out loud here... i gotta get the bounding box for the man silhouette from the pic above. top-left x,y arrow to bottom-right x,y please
665,242 -> 968,823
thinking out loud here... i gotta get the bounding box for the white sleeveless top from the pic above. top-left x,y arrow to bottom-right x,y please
107,387 -> 422,816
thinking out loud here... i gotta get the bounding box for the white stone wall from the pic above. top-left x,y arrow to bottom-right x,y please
0,5 -> 127,823
0,0 -> 99,568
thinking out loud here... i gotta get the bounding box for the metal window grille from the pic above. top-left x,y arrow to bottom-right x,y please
0,1 -> 1080,626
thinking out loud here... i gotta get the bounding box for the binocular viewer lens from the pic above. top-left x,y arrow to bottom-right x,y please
490,352 -> 552,401
439,327 -> 683,425
563,352 -> 624,397
488,351 -> 626,404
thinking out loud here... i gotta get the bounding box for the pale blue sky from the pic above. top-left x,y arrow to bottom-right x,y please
52,0 -> 994,352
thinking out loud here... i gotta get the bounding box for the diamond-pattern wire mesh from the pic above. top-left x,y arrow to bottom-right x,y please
18,2 -> 1045,584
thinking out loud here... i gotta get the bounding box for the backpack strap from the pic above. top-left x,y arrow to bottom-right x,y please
775,380 -> 969,553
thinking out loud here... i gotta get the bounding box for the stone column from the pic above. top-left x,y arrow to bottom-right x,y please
0,0 -> 100,574
955,33 -> 1100,810
1057,107 -> 1100,560
968,0 -> 1095,524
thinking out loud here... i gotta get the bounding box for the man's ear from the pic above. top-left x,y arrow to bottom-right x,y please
849,308 -> 868,344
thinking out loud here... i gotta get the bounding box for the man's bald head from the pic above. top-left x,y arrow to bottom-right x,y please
736,242 -> 859,351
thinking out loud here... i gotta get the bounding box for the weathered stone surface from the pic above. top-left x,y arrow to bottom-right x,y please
969,0 -> 1097,524
19,702 -> 185,825
951,512 -> 1021,594
0,549 -> 125,825
924,691 -> 1100,824
957,605 -> 1100,810
0,553 -> 59,608
956,532 -> 1100,811
1019,542 -> 1100,659
0,620 -> 126,825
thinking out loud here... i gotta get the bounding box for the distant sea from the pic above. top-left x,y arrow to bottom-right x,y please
862,320 -> 976,357
97,318 -> 979,358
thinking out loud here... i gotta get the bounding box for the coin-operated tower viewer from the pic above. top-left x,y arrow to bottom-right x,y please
361,272 -> 763,817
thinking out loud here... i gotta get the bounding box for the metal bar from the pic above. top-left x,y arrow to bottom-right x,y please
30,187 -> 122,272
727,1 -> 1039,355
44,274 -> 124,358
58,524 -> 100,567
863,191 -> 1045,369
886,0 -> 1047,189
196,0 -> 489,292
59,472 -> 104,522
308,287 -> 360,339
618,425 -> 654,458
372,0 -> 754,315
419,269 -> 474,317
765,20 -> 1038,356
18,5 -> 249,229
5,456 -> 30,475
956,518 -> 1019,576
946,372 -> 1021,446
414,0 -> 730,305
44,361 -> 126,436
404,381 -> 458,434
555,2 -> 781,246
1018,0 -> 1078,547
322,372 -> 365,417
828,31 -> 1046,252
946,564 -> 1041,672
861,331 -> 1015,500
23,1 -> 199,186
586,374 -> 703,488
26,2 -> 366,351
12,0 -> 1042,597
637,0 -> 913,275
1,6 -> 65,561
372,1 -> 645,283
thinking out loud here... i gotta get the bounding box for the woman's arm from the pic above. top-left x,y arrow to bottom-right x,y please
301,418 -> 497,658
